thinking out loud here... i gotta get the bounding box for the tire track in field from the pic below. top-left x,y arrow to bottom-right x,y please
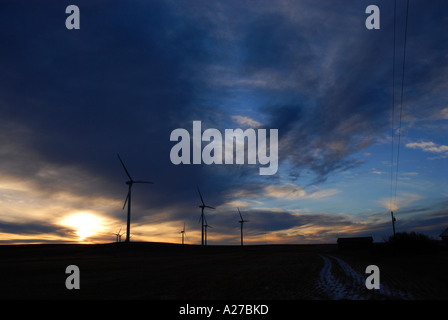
316,254 -> 415,300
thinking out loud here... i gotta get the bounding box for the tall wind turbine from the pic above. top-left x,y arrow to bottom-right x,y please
197,186 -> 215,246
117,153 -> 153,242
238,207 -> 249,246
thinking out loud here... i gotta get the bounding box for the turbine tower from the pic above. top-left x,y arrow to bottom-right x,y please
197,186 -> 215,246
117,153 -> 153,242
238,207 -> 249,246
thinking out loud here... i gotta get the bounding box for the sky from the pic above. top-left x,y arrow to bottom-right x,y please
0,0 -> 447,245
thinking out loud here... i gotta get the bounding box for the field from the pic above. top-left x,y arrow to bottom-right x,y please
1,242 -> 447,300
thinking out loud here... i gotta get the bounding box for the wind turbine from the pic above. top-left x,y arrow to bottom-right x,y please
113,227 -> 125,242
180,222 -> 187,245
117,153 -> 153,242
197,186 -> 215,246
238,207 -> 249,246
204,215 -> 213,246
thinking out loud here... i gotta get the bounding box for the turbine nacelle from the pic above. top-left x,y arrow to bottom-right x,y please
126,180 -> 153,185
199,205 -> 215,209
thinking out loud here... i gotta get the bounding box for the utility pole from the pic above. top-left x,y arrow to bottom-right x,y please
391,211 -> 396,237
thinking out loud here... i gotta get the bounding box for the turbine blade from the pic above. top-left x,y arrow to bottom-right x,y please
117,153 -> 133,180
238,207 -> 243,220
133,180 -> 154,184
122,192 -> 129,210
205,206 -> 215,209
197,186 -> 205,205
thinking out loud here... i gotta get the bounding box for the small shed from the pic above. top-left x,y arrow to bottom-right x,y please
440,227 -> 448,243
337,237 -> 373,250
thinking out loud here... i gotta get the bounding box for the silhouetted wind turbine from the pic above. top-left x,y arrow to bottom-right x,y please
238,207 -> 249,246
113,227 -> 124,242
197,186 -> 215,246
204,215 -> 213,246
117,153 -> 153,242
180,222 -> 187,245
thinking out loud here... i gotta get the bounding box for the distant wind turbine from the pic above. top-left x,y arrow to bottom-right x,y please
197,186 -> 215,246
238,207 -> 249,246
204,215 -> 213,246
113,227 -> 125,242
117,153 -> 153,242
180,222 -> 187,245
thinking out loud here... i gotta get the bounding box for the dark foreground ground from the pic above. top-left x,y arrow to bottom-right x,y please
1,242 -> 447,300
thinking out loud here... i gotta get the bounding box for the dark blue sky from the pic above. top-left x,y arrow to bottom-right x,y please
0,0 -> 447,244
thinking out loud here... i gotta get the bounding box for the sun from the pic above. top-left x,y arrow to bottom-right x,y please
60,212 -> 104,241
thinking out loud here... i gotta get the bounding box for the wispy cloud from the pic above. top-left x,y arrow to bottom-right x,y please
231,115 -> 262,128
224,183 -> 340,203
406,141 -> 448,154
379,193 -> 424,213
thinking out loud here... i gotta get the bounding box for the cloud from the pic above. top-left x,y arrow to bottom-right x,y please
231,115 -> 262,128
372,168 -> 385,175
263,184 -> 306,200
0,220 -> 66,236
223,183 -> 340,204
379,193 -> 424,213
440,108 -> 448,120
406,141 -> 448,154
263,183 -> 340,201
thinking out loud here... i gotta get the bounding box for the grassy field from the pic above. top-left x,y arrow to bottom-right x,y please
0,242 -> 447,300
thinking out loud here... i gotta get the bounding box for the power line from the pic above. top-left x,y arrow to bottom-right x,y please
390,0 -> 410,230
389,0 -> 397,213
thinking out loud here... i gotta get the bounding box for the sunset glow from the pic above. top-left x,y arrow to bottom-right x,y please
60,212 -> 105,241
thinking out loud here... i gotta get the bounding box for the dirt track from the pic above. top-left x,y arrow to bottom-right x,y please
316,254 -> 415,299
